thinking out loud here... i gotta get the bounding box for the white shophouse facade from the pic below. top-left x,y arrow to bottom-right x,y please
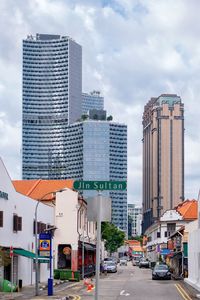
0,158 -> 54,286
185,219 -> 200,290
54,189 -> 96,273
145,210 -> 185,263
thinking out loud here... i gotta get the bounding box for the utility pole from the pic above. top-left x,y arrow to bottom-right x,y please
95,191 -> 102,300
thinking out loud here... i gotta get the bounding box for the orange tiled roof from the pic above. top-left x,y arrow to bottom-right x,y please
176,199 -> 197,220
13,179 -> 74,201
125,240 -> 140,246
130,245 -> 144,252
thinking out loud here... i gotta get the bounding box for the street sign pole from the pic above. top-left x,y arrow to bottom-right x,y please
95,191 -> 102,300
82,226 -> 85,280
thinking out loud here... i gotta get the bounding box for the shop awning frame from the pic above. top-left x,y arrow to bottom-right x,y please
14,248 -> 50,263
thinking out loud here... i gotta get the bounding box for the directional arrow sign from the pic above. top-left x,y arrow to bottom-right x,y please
73,180 -> 127,191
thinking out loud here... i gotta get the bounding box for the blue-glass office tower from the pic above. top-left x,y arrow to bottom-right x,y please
82,91 -> 104,114
22,34 -> 82,179
65,120 -> 127,232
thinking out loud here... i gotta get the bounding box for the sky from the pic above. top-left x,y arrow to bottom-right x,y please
0,0 -> 200,205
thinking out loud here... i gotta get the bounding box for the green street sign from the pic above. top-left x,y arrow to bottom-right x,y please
73,181 -> 127,191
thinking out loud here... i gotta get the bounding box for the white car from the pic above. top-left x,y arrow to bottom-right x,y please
119,257 -> 128,266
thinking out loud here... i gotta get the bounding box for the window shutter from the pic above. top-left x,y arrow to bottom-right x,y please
157,232 -> 161,238
18,217 -> 22,231
33,220 -> 36,235
13,215 -> 18,232
41,223 -> 46,233
37,222 -> 42,234
0,211 -> 3,227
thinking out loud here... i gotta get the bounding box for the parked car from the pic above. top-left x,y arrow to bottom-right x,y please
103,261 -> 117,273
152,264 -> 171,280
104,257 -> 117,265
139,258 -> 150,268
119,257 -> 128,266
132,256 -> 142,266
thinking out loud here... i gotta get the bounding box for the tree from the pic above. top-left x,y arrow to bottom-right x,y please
93,114 -> 98,120
101,222 -> 125,254
81,114 -> 89,121
0,247 -> 10,268
107,115 -> 113,121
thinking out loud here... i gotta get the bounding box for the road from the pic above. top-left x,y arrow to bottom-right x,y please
68,262 -> 193,300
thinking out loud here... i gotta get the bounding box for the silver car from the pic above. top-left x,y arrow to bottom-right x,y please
104,261 -> 117,273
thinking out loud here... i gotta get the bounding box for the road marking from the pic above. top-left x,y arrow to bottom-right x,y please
175,284 -> 192,300
120,290 -> 130,296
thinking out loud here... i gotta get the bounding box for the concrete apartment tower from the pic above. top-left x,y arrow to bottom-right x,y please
142,94 -> 184,233
22,34 -> 82,179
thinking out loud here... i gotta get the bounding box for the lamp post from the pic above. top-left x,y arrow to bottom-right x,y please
82,221 -> 85,280
35,188 -> 67,296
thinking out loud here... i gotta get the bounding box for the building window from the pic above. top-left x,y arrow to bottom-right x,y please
13,214 -> 22,232
157,232 -> 161,238
0,211 -> 3,227
167,223 -> 176,236
33,220 -> 47,235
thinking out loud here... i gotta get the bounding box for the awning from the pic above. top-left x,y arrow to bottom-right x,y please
170,251 -> 182,259
84,243 -> 96,251
14,249 -> 49,263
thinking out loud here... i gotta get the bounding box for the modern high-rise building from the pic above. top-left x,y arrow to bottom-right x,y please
128,204 -> 142,236
65,120 -> 127,231
82,91 -> 104,115
142,94 -> 184,233
22,34 -> 82,179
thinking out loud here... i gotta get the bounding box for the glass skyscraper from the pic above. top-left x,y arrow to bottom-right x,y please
82,91 -> 104,114
22,34 -> 82,179
65,120 -> 127,232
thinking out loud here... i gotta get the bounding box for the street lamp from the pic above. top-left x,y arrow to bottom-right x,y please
35,188 -> 67,296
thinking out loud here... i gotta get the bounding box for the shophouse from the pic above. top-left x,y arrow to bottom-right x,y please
184,200 -> 200,290
144,200 -> 197,266
13,179 -> 97,278
0,158 -> 54,287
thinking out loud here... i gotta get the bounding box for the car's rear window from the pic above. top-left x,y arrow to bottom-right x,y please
155,265 -> 168,270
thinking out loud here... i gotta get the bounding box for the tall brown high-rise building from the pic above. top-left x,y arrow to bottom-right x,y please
142,94 -> 184,233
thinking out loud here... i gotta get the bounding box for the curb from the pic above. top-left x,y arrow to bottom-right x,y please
39,280 -> 79,291
180,281 -> 199,299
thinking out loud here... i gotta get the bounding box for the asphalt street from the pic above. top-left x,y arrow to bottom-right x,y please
70,262 -> 193,300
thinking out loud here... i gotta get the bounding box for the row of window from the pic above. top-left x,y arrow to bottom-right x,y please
0,212 -> 22,232
0,211 -> 53,235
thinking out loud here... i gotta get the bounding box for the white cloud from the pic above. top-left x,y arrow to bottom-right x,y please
0,0 -> 199,205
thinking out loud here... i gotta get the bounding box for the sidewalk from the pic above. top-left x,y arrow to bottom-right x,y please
0,279 -> 81,300
181,280 -> 200,299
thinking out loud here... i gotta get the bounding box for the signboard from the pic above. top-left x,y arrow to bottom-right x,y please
39,251 -> 51,257
73,181 -> 127,191
39,233 -> 51,240
87,196 -> 112,222
39,233 -> 51,257
39,240 -> 50,251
